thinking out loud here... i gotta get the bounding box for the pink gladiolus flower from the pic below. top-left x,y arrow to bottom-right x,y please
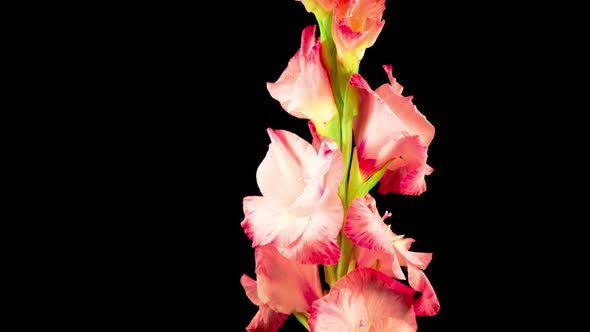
241,274 -> 289,332
267,25 -> 338,136
332,0 -> 386,61
351,65 -> 435,195
241,128 -> 344,265
345,194 -> 440,316
309,267 -> 418,332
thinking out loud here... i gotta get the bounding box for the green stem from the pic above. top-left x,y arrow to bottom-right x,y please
336,233 -> 354,278
294,313 -> 311,331
323,264 -> 336,286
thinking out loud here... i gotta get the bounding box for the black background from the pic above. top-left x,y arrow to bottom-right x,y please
98,0 -> 548,330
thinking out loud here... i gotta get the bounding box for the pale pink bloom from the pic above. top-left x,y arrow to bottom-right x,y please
241,128 -> 344,264
332,0 -> 386,60
309,267 -> 418,332
351,65 -> 435,195
296,0 -> 333,14
267,25 -> 338,134
345,195 -> 440,316
240,274 -> 289,332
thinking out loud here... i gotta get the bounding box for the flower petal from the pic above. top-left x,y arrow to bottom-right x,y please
277,137 -> 344,264
278,185 -> 342,264
309,267 -> 417,332
376,65 -> 435,146
288,138 -> 341,217
256,128 -> 318,210
378,163 -> 433,196
407,265 -> 440,316
244,128 -> 344,264
394,245 -> 432,270
370,317 -> 417,332
308,288 -> 362,332
345,195 -> 395,255
332,0 -> 386,60
241,274 -> 290,332
308,121 -> 322,152
354,246 -> 405,280
267,25 -> 338,128
241,196 -> 310,248
351,69 -> 435,196
351,74 -> 407,173
240,274 -> 262,306
255,245 -> 322,314
246,306 -> 289,332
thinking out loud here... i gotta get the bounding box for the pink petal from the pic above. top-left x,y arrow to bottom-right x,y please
309,288 -> 362,332
394,237 -> 415,251
278,136 -> 344,264
332,0 -> 386,56
246,306 -> 289,332
378,163 -> 433,196
244,128 -> 344,265
309,267 -> 417,332
241,274 -> 289,332
308,121 -> 322,152
394,245 -> 432,270
345,195 -> 395,255
370,317 -> 417,332
240,274 -> 262,306
319,138 -> 345,193
288,138 -> 340,217
354,246 -> 405,280
278,185 -> 342,265
376,65 -> 435,146
255,245 -> 322,314
241,196 -> 310,248
267,25 -> 337,126
351,74 -> 409,174
351,70 -> 435,196
257,128 -> 318,210
407,265 -> 440,316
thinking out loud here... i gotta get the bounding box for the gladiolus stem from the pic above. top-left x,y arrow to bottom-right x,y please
323,264 -> 336,286
336,234 -> 354,278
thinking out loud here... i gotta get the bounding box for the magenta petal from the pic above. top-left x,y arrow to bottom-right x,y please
407,265 -> 440,316
255,245 -> 322,314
